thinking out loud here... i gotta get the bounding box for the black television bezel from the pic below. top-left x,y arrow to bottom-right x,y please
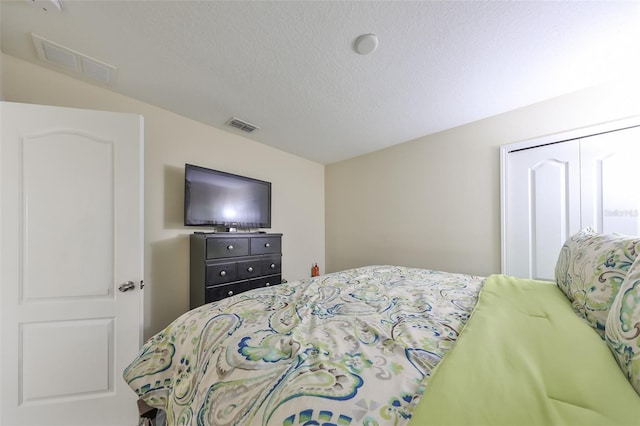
184,163 -> 272,229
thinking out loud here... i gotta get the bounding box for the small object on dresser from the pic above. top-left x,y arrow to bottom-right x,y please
311,263 -> 319,277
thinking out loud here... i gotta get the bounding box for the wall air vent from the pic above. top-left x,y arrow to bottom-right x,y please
226,117 -> 259,133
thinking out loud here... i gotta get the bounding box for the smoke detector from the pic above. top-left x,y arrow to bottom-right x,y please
226,117 -> 259,133
353,34 -> 378,55
24,0 -> 63,12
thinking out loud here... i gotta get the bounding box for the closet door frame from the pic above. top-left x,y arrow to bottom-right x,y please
500,115 -> 640,275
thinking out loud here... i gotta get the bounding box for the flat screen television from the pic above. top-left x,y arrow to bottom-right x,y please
184,164 -> 271,229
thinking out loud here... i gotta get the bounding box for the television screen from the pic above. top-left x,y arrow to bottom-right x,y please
184,164 -> 271,228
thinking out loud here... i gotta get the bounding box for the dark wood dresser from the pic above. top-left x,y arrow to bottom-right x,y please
189,232 -> 282,308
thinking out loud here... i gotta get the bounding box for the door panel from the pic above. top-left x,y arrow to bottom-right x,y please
581,126 -> 640,236
21,318 -> 113,403
504,142 -> 580,280
23,131 -> 114,300
530,159 -> 574,280
1,102 -> 143,425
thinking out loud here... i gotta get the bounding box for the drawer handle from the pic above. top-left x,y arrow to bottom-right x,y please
264,243 -> 270,248
227,244 -> 234,250
220,270 -> 227,277
270,263 -> 276,269
265,282 -> 270,286
227,290 -> 234,296
247,266 -> 254,273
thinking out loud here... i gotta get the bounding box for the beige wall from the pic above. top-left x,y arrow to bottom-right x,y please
1,53 -> 325,338
326,79 -> 640,277
5,51 -> 640,335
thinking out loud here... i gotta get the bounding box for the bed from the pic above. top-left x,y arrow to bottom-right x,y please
124,230 -> 640,425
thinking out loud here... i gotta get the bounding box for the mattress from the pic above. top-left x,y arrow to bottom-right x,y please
124,267 -> 640,425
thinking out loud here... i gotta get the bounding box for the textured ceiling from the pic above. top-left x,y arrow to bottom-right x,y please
2,1 -> 639,164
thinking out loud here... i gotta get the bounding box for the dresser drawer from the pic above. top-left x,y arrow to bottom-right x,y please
251,236 -> 281,255
251,274 -> 282,288
205,262 -> 237,285
204,275 -> 282,303
205,280 -> 253,302
206,237 -> 249,259
261,256 -> 281,274
237,259 -> 263,279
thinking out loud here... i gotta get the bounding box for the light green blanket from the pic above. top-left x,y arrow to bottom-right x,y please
411,274 -> 640,425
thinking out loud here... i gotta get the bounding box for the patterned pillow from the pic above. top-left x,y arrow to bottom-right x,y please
555,229 -> 640,337
606,257 -> 640,396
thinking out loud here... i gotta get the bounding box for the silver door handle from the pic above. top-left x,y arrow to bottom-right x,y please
119,281 -> 135,292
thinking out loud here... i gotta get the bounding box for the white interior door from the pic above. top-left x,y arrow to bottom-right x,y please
1,102 -> 144,425
580,126 -> 640,236
503,141 -> 581,280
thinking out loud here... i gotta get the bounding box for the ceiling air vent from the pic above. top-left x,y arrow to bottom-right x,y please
226,117 -> 259,133
31,33 -> 117,86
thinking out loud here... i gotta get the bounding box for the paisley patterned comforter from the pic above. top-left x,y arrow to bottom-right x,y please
124,266 -> 484,425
